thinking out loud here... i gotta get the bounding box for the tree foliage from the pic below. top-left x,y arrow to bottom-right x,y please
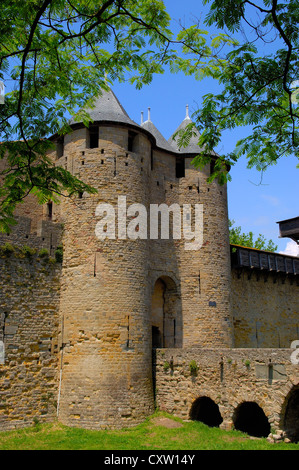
0,0 -> 176,232
175,0 -> 299,183
229,219 -> 278,251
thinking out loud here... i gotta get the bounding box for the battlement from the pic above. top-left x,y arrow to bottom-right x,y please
0,216 -> 63,256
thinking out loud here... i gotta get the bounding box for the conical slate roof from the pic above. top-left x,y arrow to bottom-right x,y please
67,90 -> 217,157
141,108 -> 174,152
69,88 -> 139,127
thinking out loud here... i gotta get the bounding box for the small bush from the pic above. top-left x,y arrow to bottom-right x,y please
0,242 -> 15,256
55,245 -> 63,263
38,248 -> 49,258
22,245 -> 36,257
189,360 -> 198,376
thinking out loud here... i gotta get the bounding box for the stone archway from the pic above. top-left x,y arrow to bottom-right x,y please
232,401 -> 270,438
189,396 -> 223,427
151,276 -> 182,349
281,386 -> 299,442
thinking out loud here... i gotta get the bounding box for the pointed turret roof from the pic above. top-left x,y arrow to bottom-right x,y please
168,105 -> 206,154
141,108 -> 174,152
69,88 -> 139,127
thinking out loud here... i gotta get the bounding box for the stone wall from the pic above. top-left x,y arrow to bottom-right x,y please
155,347 -> 299,434
0,249 -> 61,430
231,268 -> 299,348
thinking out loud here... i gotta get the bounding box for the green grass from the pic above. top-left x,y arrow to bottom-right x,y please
0,411 -> 298,450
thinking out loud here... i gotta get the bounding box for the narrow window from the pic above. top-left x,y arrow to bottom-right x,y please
56,136 -> 64,159
176,157 -> 185,178
128,132 -> 134,152
88,126 -> 99,149
210,159 -> 216,175
127,315 -> 130,349
47,201 -> 53,220
128,131 -> 137,152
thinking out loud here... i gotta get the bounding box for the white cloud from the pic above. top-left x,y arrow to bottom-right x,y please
260,194 -> 280,207
279,240 -> 299,257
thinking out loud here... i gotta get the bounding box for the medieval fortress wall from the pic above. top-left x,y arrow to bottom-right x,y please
0,249 -> 61,430
0,89 -> 298,440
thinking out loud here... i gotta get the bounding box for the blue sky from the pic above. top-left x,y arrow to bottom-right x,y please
111,0 -> 299,255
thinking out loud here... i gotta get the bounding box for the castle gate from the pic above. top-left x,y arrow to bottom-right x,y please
151,276 -> 182,349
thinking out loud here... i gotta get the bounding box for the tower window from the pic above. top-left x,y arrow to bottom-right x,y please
88,126 -> 99,149
47,201 -> 53,220
176,157 -> 185,178
210,158 -> 216,175
128,131 -> 137,152
56,136 -> 64,159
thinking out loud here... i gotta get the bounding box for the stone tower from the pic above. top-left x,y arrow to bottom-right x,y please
50,88 -> 232,430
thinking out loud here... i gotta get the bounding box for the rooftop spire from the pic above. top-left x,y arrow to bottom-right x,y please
141,111 -> 144,125
148,107 -> 151,122
185,104 -> 189,120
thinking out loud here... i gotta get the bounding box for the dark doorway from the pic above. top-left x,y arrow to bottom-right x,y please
282,388 -> 299,442
152,326 -> 162,349
233,401 -> 270,438
190,396 -> 223,427
151,276 -> 182,349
